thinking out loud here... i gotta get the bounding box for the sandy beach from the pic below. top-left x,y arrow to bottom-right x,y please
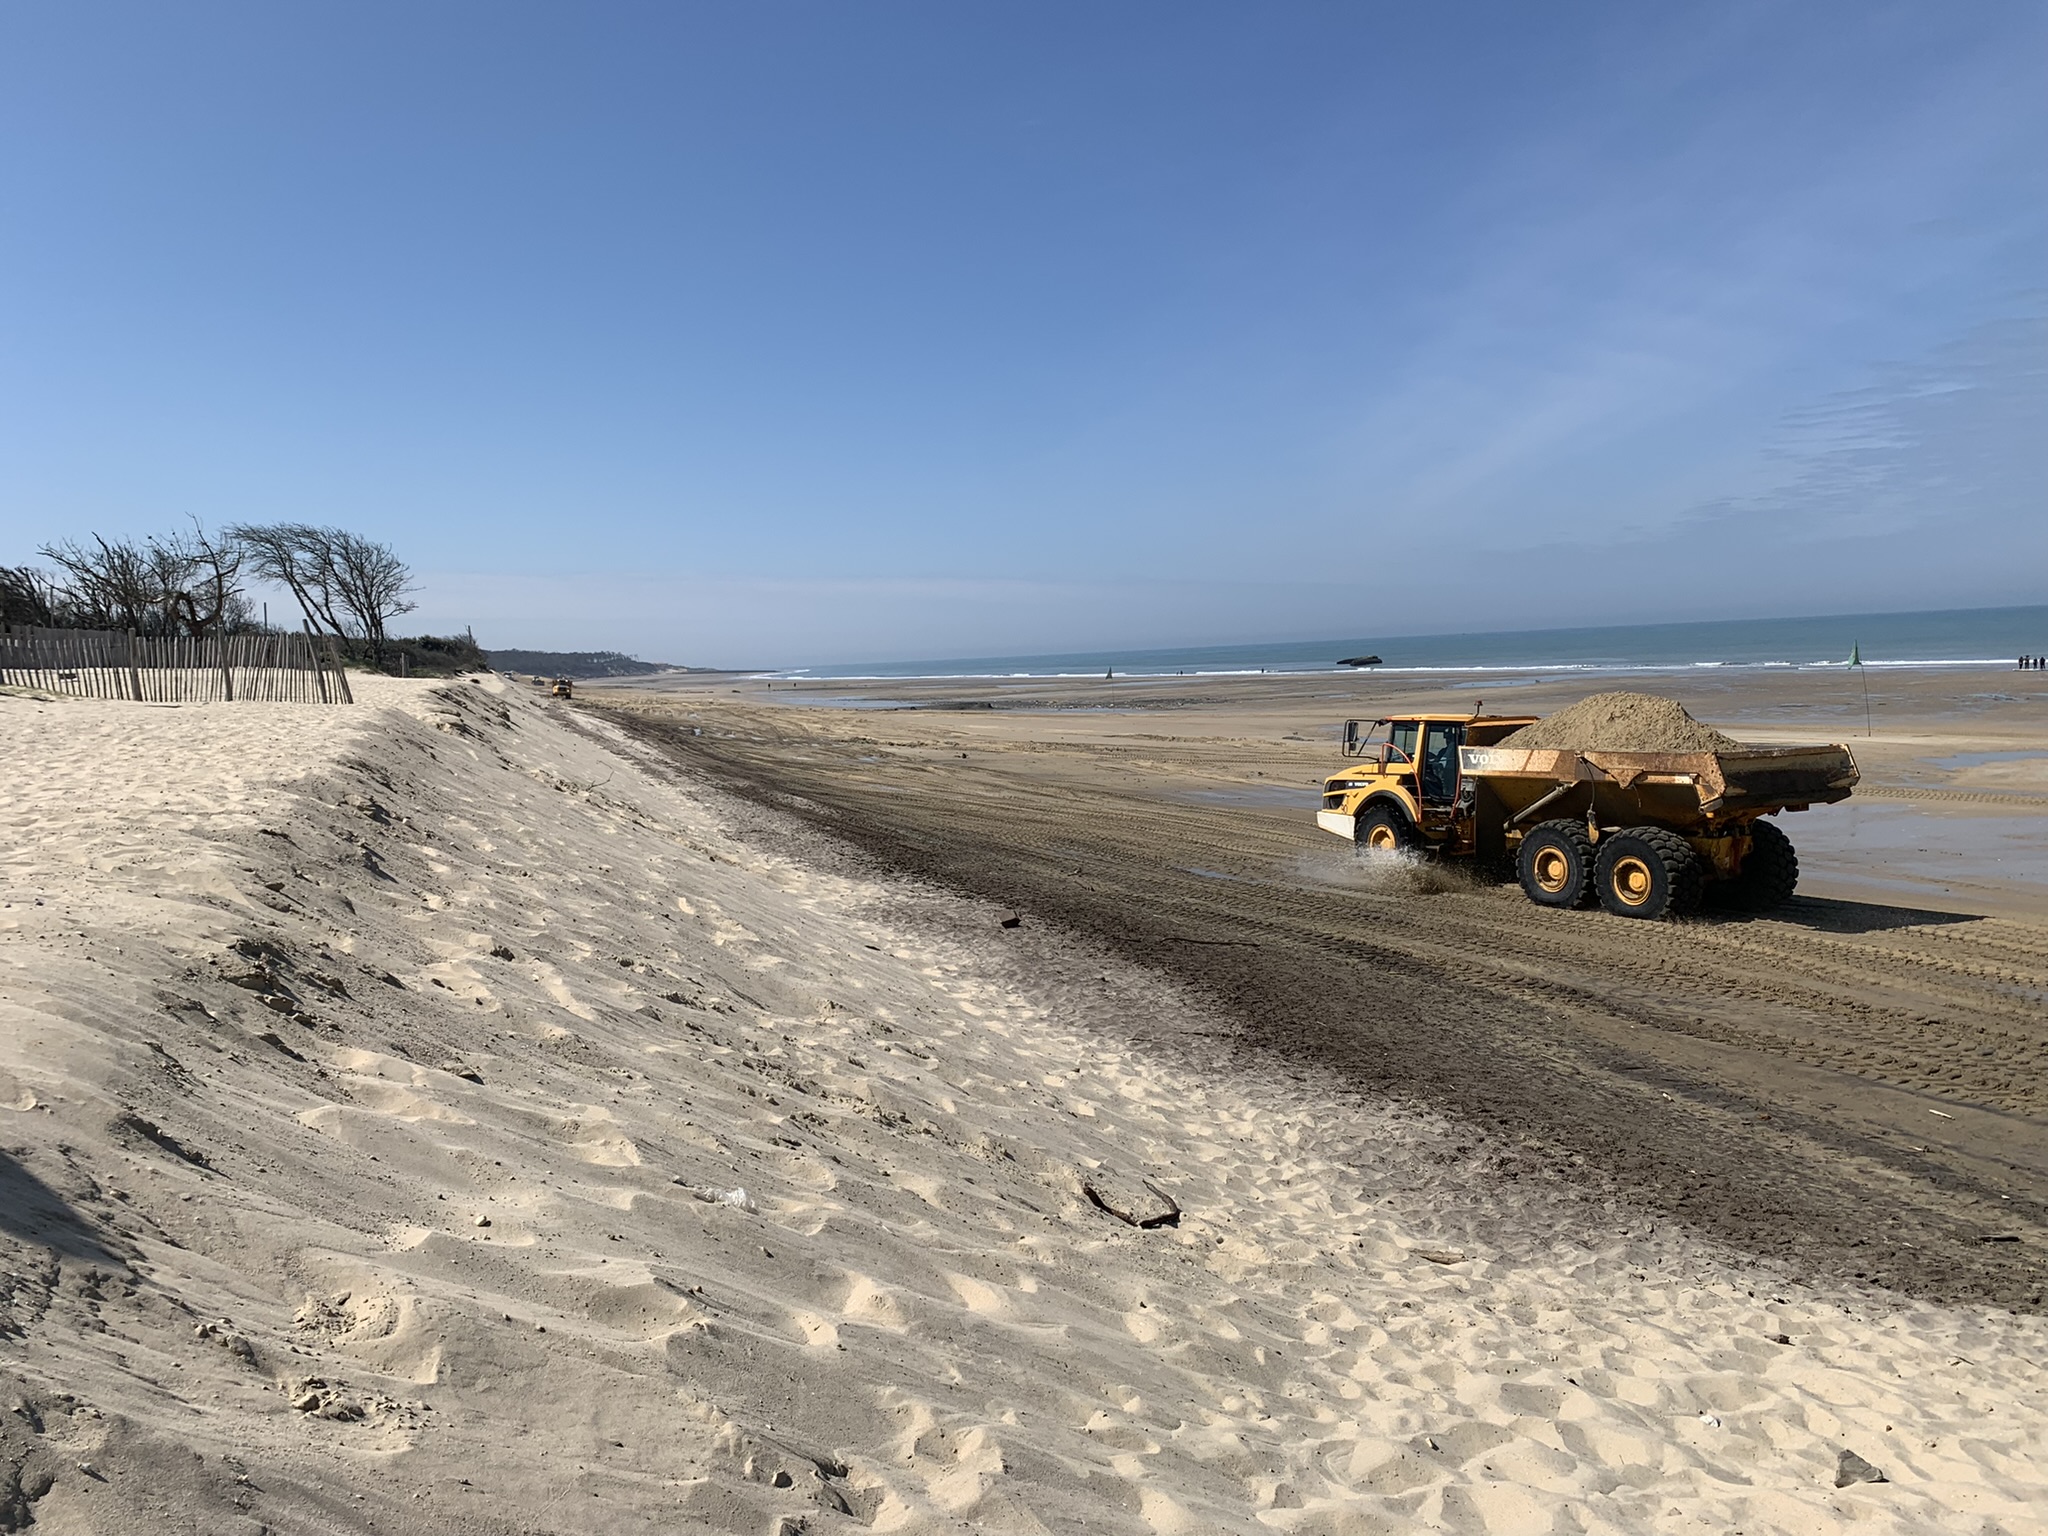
3,670 -> 2044,1533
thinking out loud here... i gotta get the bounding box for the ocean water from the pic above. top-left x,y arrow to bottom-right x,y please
781,604 -> 2048,681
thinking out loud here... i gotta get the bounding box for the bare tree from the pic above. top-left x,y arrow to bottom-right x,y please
12,520 -> 408,657
38,534 -> 169,634
229,523 -> 415,662
326,530 -> 416,660
1,565 -> 60,627
228,522 -> 349,639
161,519 -> 248,636
36,522 -> 248,637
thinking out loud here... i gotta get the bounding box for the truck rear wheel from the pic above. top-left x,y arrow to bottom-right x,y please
1354,803 -> 1416,855
1717,819 -> 1798,912
1518,820 -> 1596,908
1594,827 -> 1703,919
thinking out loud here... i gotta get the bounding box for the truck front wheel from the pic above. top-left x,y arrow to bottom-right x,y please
1354,803 -> 1416,855
1594,827 -> 1704,920
1518,821 -> 1596,908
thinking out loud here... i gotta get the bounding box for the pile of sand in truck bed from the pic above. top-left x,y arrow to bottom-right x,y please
1496,690 -> 1742,753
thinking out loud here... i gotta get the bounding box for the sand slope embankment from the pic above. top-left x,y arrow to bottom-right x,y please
1,678 -> 2043,1534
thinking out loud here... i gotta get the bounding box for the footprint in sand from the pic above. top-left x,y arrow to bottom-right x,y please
838,1273 -> 911,1333
295,1288 -> 444,1384
531,962 -> 597,1020
943,1272 -> 1008,1317
788,1309 -> 840,1349
553,1107 -> 642,1166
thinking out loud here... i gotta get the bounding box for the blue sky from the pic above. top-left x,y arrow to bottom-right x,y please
1,2 -> 2042,666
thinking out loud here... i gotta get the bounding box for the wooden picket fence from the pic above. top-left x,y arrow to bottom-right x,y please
0,624 -> 355,704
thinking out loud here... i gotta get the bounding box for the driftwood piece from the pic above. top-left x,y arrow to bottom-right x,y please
1082,1169 -> 1181,1229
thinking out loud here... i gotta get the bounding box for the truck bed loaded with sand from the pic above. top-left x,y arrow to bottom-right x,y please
1318,691 -> 1859,918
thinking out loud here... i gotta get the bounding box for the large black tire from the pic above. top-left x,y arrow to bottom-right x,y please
1594,827 -> 1704,920
1353,801 -> 1417,856
1518,820 -> 1596,908
1716,819 -> 1799,912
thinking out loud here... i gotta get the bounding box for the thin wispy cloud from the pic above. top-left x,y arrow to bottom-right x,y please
1686,310 -> 2048,547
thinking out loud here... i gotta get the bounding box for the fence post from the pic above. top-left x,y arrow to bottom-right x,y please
327,635 -> 354,703
125,631 -> 143,701
304,622 -> 331,704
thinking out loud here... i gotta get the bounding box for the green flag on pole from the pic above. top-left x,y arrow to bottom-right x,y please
1848,641 -> 1861,666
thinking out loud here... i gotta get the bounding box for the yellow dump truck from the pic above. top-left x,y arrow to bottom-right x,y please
1317,712 -> 1859,918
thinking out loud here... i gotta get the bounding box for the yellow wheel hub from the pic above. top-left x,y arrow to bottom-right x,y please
1365,822 -> 1400,851
1531,846 -> 1572,894
1610,854 -> 1655,907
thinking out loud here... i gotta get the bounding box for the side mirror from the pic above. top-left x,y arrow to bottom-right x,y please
1343,718 -> 1400,760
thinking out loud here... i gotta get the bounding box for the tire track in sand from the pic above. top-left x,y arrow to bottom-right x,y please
609,705 -> 2048,1311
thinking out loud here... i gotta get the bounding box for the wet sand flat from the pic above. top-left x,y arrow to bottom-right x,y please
597,664 -> 2048,1310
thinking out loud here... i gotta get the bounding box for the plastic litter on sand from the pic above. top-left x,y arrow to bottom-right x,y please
680,1184 -> 758,1213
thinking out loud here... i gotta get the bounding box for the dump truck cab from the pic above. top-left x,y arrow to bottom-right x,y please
1318,712 -> 1537,855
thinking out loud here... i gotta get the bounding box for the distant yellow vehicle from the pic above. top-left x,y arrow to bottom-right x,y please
1318,712 -> 1857,919
551,677 -> 574,699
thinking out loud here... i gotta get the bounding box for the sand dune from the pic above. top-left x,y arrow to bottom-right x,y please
2,676 -> 2043,1533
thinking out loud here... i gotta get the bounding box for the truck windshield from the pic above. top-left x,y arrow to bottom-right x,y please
1388,721 -> 1419,763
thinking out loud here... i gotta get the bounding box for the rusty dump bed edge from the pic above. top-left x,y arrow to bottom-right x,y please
1459,743 -> 1860,814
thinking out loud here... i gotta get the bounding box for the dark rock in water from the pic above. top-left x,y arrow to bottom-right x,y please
1082,1169 -> 1180,1228
1339,655 -> 1382,668
1835,1449 -> 1888,1487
